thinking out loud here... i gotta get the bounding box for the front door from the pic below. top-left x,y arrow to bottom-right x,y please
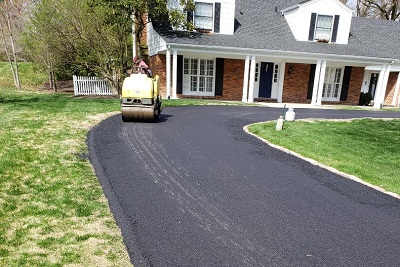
259,62 -> 274,98
368,73 -> 379,99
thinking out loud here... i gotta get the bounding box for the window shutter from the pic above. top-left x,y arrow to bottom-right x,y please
308,13 -> 317,41
214,3 -> 221,33
307,64 -> 316,99
187,9 -> 193,24
177,55 -> 183,94
331,15 -> 340,42
215,58 -> 224,96
340,66 -> 352,100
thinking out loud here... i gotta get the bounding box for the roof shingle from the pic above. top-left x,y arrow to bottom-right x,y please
154,0 -> 400,61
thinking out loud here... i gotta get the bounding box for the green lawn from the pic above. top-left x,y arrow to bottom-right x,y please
0,87 -> 131,266
248,119 -> 400,196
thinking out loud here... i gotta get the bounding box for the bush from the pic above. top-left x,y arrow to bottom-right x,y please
359,92 -> 373,106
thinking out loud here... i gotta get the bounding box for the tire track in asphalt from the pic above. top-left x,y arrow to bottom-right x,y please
90,107 -> 400,267
121,122 -> 282,266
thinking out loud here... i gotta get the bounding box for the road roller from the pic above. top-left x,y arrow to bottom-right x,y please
120,69 -> 161,122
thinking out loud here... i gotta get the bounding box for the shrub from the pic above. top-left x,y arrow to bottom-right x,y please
359,92 -> 373,106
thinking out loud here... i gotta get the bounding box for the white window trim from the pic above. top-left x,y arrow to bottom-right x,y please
322,66 -> 344,101
314,14 -> 334,42
183,57 -> 215,96
194,2 -> 214,32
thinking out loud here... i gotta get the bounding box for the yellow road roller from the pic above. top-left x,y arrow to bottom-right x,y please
120,69 -> 161,122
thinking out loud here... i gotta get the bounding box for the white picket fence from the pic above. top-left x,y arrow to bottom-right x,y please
73,75 -> 115,96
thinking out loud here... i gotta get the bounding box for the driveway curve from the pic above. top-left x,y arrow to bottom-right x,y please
89,106 -> 400,267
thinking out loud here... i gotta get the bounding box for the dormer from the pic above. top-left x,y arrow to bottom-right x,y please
281,0 -> 353,44
168,0 -> 235,35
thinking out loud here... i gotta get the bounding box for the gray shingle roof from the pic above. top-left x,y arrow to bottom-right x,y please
154,0 -> 400,61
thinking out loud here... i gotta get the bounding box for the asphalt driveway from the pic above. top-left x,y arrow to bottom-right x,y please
89,106 -> 400,267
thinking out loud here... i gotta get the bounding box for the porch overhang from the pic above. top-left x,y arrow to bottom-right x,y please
366,65 -> 400,72
158,43 -> 398,66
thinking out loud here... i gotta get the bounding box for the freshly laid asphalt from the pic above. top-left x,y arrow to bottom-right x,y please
88,106 -> 400,267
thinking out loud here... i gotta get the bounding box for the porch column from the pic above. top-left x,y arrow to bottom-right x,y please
311,60 -> 322,105
316,60 -> 327,106
172,50 -> 178,99
242,55 -> 250,102
277,62 -> 286,103
373,64 -> 390,108
391,72 -> 400,107
166,48 -> 171,99
248,56 -> 256,103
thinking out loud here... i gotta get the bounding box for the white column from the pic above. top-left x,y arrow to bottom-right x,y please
277,62 -> 286,103
316,60 -> 327,106
166,48 -> 171,99
242,55 -> 250,102
248,56 -> 256,103
393,72 -> 400,107
172,50 -> 178,99
373,65 -> 390,108
311,60 -> 322,105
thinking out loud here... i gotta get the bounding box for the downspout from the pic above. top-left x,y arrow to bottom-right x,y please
132,11 -> 137,59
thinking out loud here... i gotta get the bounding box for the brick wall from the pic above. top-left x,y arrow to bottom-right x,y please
342,66 -> 364,105
282,64 -> 364,105
149,54 -> 167,98
384,72 -> 399,106
221,59 -> 244,101
282,63 -> 311,103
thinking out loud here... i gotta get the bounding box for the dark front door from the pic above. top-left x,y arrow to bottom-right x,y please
368,73 -> 379,99
259,62 -> 274,98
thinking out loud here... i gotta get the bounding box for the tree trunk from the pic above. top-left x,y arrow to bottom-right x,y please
2,0 -> 21,90
49,70 -> 57,92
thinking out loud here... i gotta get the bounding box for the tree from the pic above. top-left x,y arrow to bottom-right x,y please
22,0 -> 135,92
22,0 -> 194,92
0,0 -> 22,90
132,0 -> 194,58
356,0 -> 400,20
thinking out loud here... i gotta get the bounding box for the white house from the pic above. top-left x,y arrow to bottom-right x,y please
144,0 -> 400,107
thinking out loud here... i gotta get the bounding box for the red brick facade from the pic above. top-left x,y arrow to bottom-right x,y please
282,63 -> 311,103
149,54 -> 167,98
148,55 -> 397,106
343,66 -> 364,105
221,59 -> 244,100
384,72 -> 399,106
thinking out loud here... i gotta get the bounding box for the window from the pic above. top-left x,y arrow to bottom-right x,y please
273,64 -> 279,83
322,67 -> 343,100
194,2 -> 213,30
255,63 -> 259,82
314,15 -> 333,41
184,58 -> 214,95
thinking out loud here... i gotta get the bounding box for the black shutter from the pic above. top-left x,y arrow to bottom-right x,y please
214,3 -> 221,33
331,15 -> 340,42
307,64 -> 316,99
308,13 -> 317,41
187,10 -> 193,24
340,66 -> 352,100
215,58 -> 224,96
177,55 -> 183,94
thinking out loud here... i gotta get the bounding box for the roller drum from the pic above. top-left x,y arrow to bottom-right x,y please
121,106 -> 155,122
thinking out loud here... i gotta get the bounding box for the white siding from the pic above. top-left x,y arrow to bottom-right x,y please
147,22 -> 167,56
283,0 -> 353,44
